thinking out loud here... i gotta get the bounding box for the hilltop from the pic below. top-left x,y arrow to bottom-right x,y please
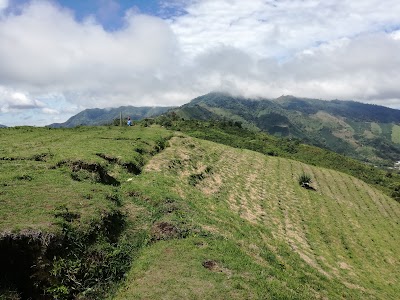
173,92 -> 400,166
0,124 -> 399,299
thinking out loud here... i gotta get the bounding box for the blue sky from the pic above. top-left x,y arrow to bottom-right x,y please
1,0 -> 400,126
57,0 -> 163,29
7,0 -> 170,28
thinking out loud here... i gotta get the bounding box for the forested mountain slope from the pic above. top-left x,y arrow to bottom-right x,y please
174,92 -> 400,165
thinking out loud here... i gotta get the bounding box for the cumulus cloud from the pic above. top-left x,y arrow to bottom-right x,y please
0,1 -> 180,107
167,0 -> 400,105
0,87 -> 44,112
170,0 -> 400,58
0,0 -> 400,126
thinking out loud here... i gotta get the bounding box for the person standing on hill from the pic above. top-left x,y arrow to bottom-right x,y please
127,117 -> 132,126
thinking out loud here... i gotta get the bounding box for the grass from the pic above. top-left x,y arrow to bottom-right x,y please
1,126 -> 399,299
0,125 -> 171,233
0,125 -> 173,299
113,135 -> 400,300
163,119 -> 400,195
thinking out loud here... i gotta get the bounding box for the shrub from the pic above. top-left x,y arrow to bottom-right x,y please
298,172 -> 312,188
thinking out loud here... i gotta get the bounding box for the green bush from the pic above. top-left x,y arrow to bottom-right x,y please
298,172 -> 312,187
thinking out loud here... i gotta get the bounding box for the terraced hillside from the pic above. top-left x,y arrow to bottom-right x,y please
116,135 -> 400,299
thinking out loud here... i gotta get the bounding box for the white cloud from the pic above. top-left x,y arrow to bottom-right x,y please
170,0 -> 400,58
0,87 -> 44,112
1,0 -> 400,126
0,0 -> 8,11
42,107 -> 59,114
0,1 -> 179,106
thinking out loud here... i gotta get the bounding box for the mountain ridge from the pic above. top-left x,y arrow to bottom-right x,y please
48,105 -> 173,128
44,92 -> 400,165
173,92 -> 400,165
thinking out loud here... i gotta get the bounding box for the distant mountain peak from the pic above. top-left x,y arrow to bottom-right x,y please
173,92 -> 400,165
48,105 -> 174,128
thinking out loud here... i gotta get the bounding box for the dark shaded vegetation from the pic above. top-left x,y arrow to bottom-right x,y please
56,160 -> 121,186
0,205 -> 137,300
45,208 -> 135,299
277,95 -> 400,123
0,231 -> 59,299
188,166 -> 213,186
391,185 -> 400,203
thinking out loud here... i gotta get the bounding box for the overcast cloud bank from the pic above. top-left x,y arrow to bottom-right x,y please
1,0 -> 400,126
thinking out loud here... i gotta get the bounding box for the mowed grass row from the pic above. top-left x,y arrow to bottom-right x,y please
115,135 -> 400,299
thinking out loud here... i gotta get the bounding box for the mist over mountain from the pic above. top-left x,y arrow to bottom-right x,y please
173,92 -> 400,165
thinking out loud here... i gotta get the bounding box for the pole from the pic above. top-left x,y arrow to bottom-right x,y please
120,112 -> 122,126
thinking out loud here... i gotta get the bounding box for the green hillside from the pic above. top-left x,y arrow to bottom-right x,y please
0,126 -> 172,299
174,92 -> 400,166
0,125 -> 399,299
116,135 -> 400,300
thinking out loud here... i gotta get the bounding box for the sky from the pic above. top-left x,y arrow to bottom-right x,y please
0,0 -> 400,126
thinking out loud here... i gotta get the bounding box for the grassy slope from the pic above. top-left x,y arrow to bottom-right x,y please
1,126 -> 399,299
0,126 -> 171,233
0,126 -> 175,298
115,135 -> 400,300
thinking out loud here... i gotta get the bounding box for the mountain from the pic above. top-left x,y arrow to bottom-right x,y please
1,126 -> 399,299
174,92 -> 400,165
48,105 -> 173,128
0,124 -> 7,128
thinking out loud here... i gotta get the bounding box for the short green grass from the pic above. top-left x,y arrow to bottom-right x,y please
113,135 -> 400,300
1,126 -> 399,299
0,126 -> 171,233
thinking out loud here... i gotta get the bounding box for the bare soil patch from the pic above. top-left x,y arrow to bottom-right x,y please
151,222 -> 179,241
